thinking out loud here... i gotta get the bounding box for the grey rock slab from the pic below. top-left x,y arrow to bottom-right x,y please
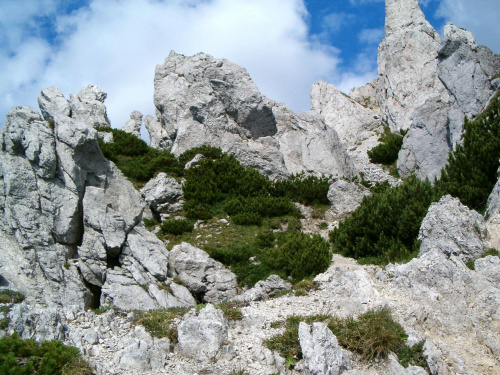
232,275 -> 292,303
178,304 -> 229,362
299,322 -> 350,375
38,86 -> 71,122
327,179 -> 371,219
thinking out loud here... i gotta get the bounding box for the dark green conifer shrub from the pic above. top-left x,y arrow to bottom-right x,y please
271,172 -> 331,205
330,176 -> 436,265
436,93 -> 500,212
231,212 -> 262,226
268,232 -> 331,279
160,219 -> 194,235
0,334 -> 93,375
367,127 -> 404,165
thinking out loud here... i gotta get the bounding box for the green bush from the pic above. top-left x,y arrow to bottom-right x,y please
161,219 -> 194,236
183,200 -> 213,220
231,212 -> 262,226
368,127 -> 404,165
268,232 -> 331,280
0,334 -> 93,375
330,176 -> 436,265
271,172 -> 331,205
224,196 -> 301,218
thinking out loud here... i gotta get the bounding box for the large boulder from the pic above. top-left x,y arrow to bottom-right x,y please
150,51 -> 356,180
69,85 -> 110,128
140,172 -> 184,218
231,275 -> 292,303
418,195 -> 488,263
169,242 -> 238,304
177,304 -> 229,362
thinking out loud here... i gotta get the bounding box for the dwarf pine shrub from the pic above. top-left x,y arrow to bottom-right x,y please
0,334 -> 93,375
161,219 -> 194,235
367,127 -> 405,165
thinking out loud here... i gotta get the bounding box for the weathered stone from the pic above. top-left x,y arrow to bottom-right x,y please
115,326 -> 170,371
122,110 -> 142,138
418,195 -> 487,263
69,85 -> 110,128
348,79 -> 380,111
38,86 -> 71,122
140,172 -> 183,215
184,154 -> 205,169
169,242 -> 238,303
144,115 -> 175,150
299,322 -> 350,375
178,304 -> 229,362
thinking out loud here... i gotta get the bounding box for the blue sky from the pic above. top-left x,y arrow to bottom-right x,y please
1,0 -> 499,131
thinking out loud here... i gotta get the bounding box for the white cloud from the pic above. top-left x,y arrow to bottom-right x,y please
436,0 -> 500,53
358,28 -> 385,44
0,0 -> 347,129
322,12 -> 355,34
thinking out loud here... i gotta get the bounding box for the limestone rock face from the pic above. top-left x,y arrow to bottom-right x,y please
327,179 -> 371,219
485,167 -> 500,250
169,242 -> 238,303
348,79 -> 380,112
0,87 -> 192,312
151,51 -> 356,179
178,304 -> 229,361
378,0 -> 446,133
310,81 -> 397,186
418,195 -> 488,263
298,322 -> 350,375
377,0 -> 500,180
144,115 -> 175,150
122,110 -> 142,138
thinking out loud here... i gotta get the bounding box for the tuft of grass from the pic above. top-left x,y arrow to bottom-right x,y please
133,308 -> 190,341
143,218 -> 160,230
264,308 -> 425,368
161,219 -> 194,236
92,305 -> 112,315
0,290 -> 25,304
264,314 -> 330,368
216,301 -> 247,321
293,279 -> 319,297
328,307 -> 407,360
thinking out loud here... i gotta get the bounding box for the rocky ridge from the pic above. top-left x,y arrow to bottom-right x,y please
1,0 -> 500,374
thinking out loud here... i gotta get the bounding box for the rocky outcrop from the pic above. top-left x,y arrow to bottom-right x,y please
69,85 -> 110,128
144,115 -> 175,150
122,110 -> 142,138
418,195 -> 488,263
298,322 -> 350,375
149,51 -> 356,179
178,304 -> 229,361
348,79 -> 380,112
169,242 -> 238,303
0,87 -> 193,312
376,0 -> 500,180
140,173 -> 184,219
